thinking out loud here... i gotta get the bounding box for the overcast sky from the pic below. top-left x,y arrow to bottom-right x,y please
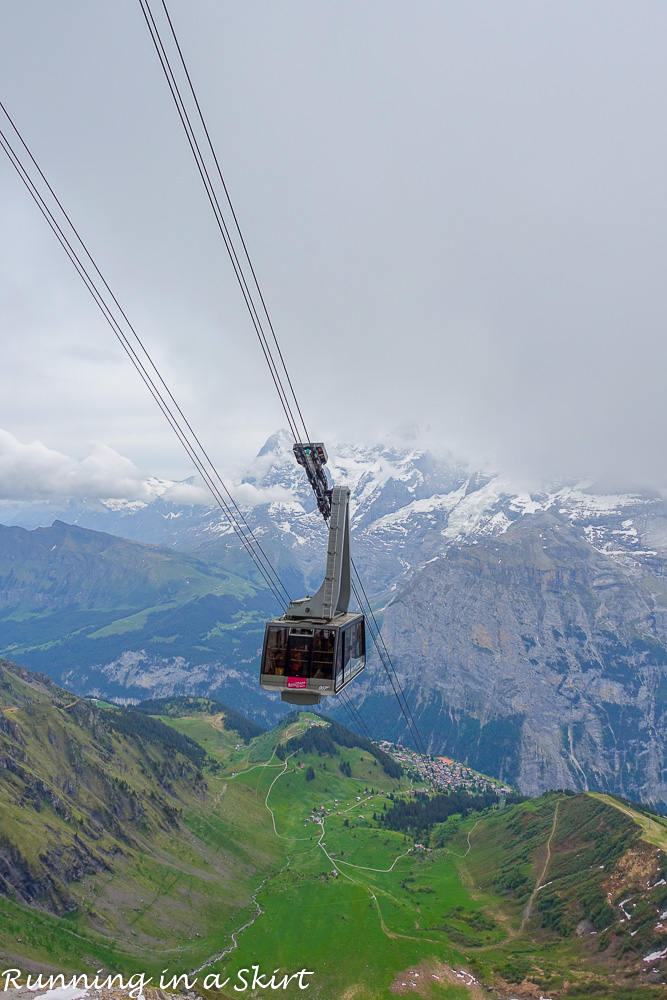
1,1 -> 667,500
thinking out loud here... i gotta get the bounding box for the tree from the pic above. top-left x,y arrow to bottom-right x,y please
305,766 -> 315,782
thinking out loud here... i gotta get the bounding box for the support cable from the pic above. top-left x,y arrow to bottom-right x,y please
339,690 -> 376,745
138,0 -> 308,446
350,577 -> 428,759
340,695 -> 373,744
157,0 -> 314,448
336,692 -> 363,737
351,559 -> 428,757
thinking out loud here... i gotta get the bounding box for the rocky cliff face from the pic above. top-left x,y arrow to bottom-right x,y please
370,512 -> 667,803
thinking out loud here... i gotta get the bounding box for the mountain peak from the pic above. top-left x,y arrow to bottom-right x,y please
257,429 -> 294,458
385,419 -> 421,445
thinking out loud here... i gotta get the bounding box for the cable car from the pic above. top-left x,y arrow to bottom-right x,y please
260,450 -> 366,705
260,613 -> 365,705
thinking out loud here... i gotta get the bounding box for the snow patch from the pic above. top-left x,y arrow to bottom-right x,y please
644,946 -> 667,962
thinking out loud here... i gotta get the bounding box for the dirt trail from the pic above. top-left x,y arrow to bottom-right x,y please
521,799 -> 559,930
213,782 -> 227,806
2,706 -> 19,713
448,818 -> 481,858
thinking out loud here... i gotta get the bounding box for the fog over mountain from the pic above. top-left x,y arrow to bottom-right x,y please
2,2 -> 667,491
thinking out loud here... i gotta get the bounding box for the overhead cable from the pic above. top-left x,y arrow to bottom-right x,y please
339,689 -> 376,745
351,560 -> 428,757
138,0 -> 312,447
350,576 -> 428,759
156,0 -> 312,447
137,4 -> 430,759
336,692 -> 365,738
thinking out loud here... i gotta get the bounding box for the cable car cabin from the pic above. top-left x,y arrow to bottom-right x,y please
260,613 -> 365,705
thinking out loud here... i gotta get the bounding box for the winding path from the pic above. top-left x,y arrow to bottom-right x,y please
447,818 -> 481,858
263,754 -> 312,842
521,800 -> 559,931
199,751 -> 444,966
335,850 -> 411,873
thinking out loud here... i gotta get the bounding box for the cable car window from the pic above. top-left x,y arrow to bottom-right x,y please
264,626 -> 288,675
343,619 -> 365,683
311,629 -> 335,679
343,629 -> 352,672
287,633 -> 312,678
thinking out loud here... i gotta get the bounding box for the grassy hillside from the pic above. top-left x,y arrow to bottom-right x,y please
0,520 -> 243,609
458,792 -> 667,993
1,658 -> 667,998
132,695 -> 265,744
0,658 -> 281,974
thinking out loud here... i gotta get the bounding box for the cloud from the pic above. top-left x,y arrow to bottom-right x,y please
0,429 -> 298,507
0,429 -> 152,501
3,3 -> 667,491
231,482 -> 296,507
160,481 -> 211,505
160,479 -> 294,506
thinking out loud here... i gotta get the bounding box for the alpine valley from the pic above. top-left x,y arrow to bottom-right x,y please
2,657 -> 667,999
2,431 -> 667,806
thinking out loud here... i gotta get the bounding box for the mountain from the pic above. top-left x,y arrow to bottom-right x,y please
0,430 -> 475,597
364,510 -> 667,805
0,519 -> 277,714
3,430 -> 667,602
2,432 -> 667,802
2,659 -> 667,997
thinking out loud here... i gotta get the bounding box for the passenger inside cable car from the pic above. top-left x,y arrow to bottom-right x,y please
264,627 -> 287,675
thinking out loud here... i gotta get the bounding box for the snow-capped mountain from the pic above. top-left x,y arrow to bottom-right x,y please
2,428 -> 665,602
3,431 -> 667,805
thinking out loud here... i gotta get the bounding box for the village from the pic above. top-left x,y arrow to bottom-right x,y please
378,740 -> 514,796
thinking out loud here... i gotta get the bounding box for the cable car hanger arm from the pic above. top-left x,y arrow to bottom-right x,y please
293,441 -> 331,519
288,483 -> 351,620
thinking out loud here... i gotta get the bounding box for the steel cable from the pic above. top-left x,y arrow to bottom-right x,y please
156,0 -> 314,448
138,0 -> 308,446
6,4 -> 434,758
339,690 -> 376,745
350,577 -> 428,759
351,559 -> 428,757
